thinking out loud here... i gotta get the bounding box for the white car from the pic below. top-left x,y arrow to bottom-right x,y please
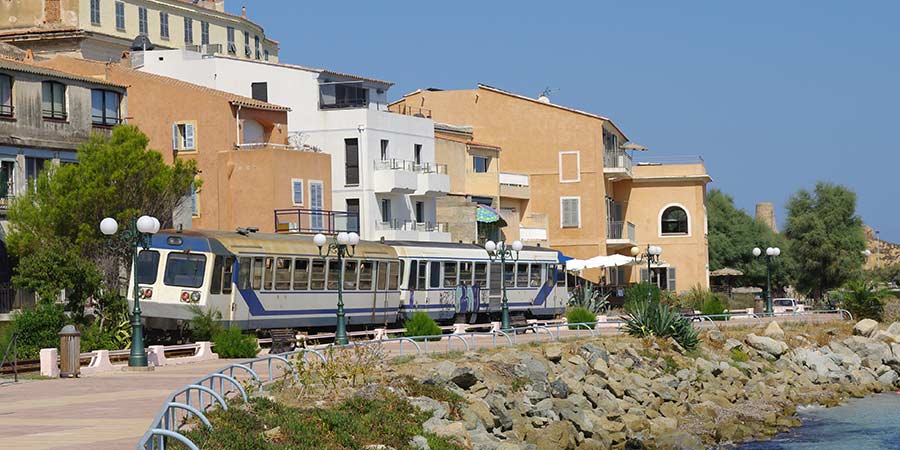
772,298 -> 804,314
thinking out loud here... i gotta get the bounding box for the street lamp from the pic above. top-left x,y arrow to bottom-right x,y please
631,245 -> 663,303
753,246 -> 780,315
314,231 -> 359,345
100,214 -> 160,367
485,239 -> 522,330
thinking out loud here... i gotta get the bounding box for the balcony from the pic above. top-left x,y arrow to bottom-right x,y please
373,159 -> 418,194
375,220 -> 451,242
274,208 -> 359,235
414,163 -> 450,196
391,104 -> 433,119
499,172 -> 530,199
603,149 -> 633,180
606,220 -> 637,249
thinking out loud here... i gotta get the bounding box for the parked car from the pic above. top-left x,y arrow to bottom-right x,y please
772,298 -> 805,314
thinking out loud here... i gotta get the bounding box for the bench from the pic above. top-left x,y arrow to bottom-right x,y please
269,329 -> 298,354
678,308 -> 702,322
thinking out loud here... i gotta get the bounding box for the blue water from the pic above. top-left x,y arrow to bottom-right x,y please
739,394 -> 900,450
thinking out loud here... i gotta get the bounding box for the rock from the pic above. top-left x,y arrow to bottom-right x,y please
649,416 -> 678,435
745,333 -> 789,357
263,426 -> 282,441
451,367 -> 481,390
580,343 -> 610,366
877,370 -> 898,387
707,329 -> 726,343
590,357 -> 609,378
529,420 -> 577,450
364,446 -> 396,450
853,319 -> 879,337
724,339 -> 743,351
408,396 -> 447,419
764,321 -> 785,341
577,437 -> 609,450
466,398 -> 498,429
551,378 -> 570,398
409,435 -> 430,450
545,346 -> 563,363
433,360 -> 457,380
485,394 -> 514,431
517,358 -> 550,383
654,432 -> 704,450
622,413 -> 649,433
425,420 -> 471,448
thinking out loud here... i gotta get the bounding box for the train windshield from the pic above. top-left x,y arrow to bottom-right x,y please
136,250 -> 160,284
164,253 -> 207,288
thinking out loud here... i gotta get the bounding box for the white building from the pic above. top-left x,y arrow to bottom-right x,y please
135,49 -> 451,242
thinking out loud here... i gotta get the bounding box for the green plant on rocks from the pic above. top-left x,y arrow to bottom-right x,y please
623,299 -> 700,351
404,311 -> 443,341
566,306 -> 597,329
212,326 -> 259,358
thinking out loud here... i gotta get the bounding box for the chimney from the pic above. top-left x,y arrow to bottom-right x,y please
755,202 -> 777,233
241,5 -> 247,18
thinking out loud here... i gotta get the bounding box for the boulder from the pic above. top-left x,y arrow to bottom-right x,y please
450,367 -> 481,390
424,419 -> 471,448
529,420 -> 577,450
764,321 -> 785,341
707,329 -> 725,343
580,343 -> 610,366
877,370 -> 898,387
409,435 -> 430,450
853,319 -> 879,337
724,339 -> 744,351
887,322 -> 900,336
622,413 -> 649,433
433,360 -> 457,380
465,398 -> 498,429
745,334 -> 788,357
517,358 -> 550,383
649,416 -> 678,436
551,378 -> 570,398
545,346 -> 563,363
408,396 -> 447,419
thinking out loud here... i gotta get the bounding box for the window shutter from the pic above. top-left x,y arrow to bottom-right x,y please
185,124 -> 195,149
172,124 -> 179,150
667,268 -> 677,292
640,268 -> 649,283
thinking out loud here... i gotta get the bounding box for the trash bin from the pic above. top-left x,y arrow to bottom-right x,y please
59,325 -> 81,378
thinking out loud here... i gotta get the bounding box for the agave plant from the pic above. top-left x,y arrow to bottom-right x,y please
623,300 -> 699,351
568,285 -> 610,314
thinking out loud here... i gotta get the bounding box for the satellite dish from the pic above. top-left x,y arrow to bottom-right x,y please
130,35 -> 155,51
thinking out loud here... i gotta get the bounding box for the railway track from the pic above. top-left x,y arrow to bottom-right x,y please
0,346 -> 199,375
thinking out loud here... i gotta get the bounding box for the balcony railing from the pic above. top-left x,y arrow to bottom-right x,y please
374,159 -> 416,172
0,194 -> 14,212
607,220 -> 636,243
376,220 -> 448,233
274,208 -> 359,235
391,104 -> 433,118
499,172 -> 529,186
415,162 -> 448,174
185,43 -> 223,55
604,149 -> 633,173
635,155 -> 705,166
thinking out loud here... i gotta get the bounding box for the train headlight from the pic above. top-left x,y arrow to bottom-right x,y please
191,291 -> 201,302
181,291 -> 190,302
141,288 -> 153,299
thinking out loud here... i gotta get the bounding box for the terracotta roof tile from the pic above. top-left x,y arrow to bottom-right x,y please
0,56 -> 126,89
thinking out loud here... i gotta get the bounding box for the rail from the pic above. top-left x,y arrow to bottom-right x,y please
138,309 -> 852,449
374,158 -> 416,172
603,148 -> 633,173
607,220 -> 636,242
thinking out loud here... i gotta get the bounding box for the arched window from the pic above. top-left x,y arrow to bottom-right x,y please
661,206 -> 689,235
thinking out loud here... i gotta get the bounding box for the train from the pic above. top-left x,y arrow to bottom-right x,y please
128,229 -> 569,341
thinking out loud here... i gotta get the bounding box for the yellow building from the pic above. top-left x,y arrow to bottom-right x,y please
392,85 -> 710,293
0,0 -> 277,62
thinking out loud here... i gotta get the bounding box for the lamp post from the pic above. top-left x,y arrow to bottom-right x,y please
753,246 -> 780,315
484,239 -> 523,330
314,231 -> 359,345
631,245 -> 663,303
100,215 -> 160,367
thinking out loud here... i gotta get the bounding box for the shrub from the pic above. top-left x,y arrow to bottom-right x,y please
189,305 -> 224,341
700,293 -> 728,321
212,327 -> 259,359
404,312 -> 442,340
567,307 -> 596,329
567,285 -> 609,314
624,282 -> 662,310
4,303 -> 68,359
623,300 -> 699,351
835,280 -> 889,322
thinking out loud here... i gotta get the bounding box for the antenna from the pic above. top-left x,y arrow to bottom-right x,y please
538,87 -> 558,103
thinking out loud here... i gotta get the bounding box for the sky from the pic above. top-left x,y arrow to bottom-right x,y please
228,0 -> 900,242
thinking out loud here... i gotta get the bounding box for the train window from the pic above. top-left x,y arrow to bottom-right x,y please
263,257 -> 275,290
344,260 -> 359,290
516,263 -> 529,287
429,261 -> 440,289
388,261 -> 400,290
359,260 -> 374,290
309,259 -> 326,290
274,258 -> 292,290
136,250 -> 160,285
376,261 -> 388,290
238,257 -> 251,289
293,258 -> 310,290
459,261 -> 473,285
556,264 -> 566,287
163,253 -> 207,288
222,256 -> 234,294
251,257 -> 264,290
443,262 -> 458,288
407,260 -> 417,290
417,261 -> 428,290
327,260 -> 341,290
474,262 -> 487,287
530,264 -> 543,287
210,256 -> 224,295
504,263 -> 515,288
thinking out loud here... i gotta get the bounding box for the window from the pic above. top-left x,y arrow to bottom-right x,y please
25,157 -> 45,184
254,35 -> 260,59
210,256 -> 223,295
184,17 -> 193,44
603,129 -> 618,153
189,182 -> 200,217
380,199 -> 391,223
561,197 -> 581,228
222,256 -> 234,294
326,260 -> 341,290
376,261 -> 388,291
473,156 -> 490,173
414,144 -> 422,165
237,257 -> 251,290
136,251 -> 160,285
115,1 -> 125,30
388,261 -> 400,290
415,201 -> 425,224
138,7 -> 148,35
661,206 -> 689,235
459,262 -> 473,285
474,262 -> 488,287
159,12 -> 169,39
334,84 -> 367,108
244,30 -> 251,57
264,49 -> 269,61
41,81 -> 66,120
251,82 -> 267,102
251,257 -> 263,290
530,264 -> 543,287
0,75 -> 12,117
416,261 -> 428,290
164,253 -> 207,288
309,259 -> 326,290
504,263 -> 515,288
262,257 -> 274,290
291,179 -> 303,205
172,122 -> 196,151
293,258 -> 310,290
516,263 -> 529,287
344,138 -> 359,185
429,261 -> 440,288
309,181 -> 324,230
90,0 -> 101,25
274,258 -> 292,290
227,27 -> 236,54
443,262 -> 458,288
358,260 -> 374,290
201,21 -> 209,45
91,89 -> 121,126
346,198 -> 360,233
380,139 -> 389,160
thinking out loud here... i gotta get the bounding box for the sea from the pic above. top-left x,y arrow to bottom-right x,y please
737,393 -> 900,450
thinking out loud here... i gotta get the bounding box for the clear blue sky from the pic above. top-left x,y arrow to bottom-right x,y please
231,1 -> 900,242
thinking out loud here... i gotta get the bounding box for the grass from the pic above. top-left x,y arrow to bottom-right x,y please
730,348 -> 750,363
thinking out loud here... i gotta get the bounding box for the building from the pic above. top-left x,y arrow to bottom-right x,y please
0,52 -> 128,315
391,85 -> 711,292
133,49 -> 451,242
36,55 -> 332,234
0,0 -> 277,63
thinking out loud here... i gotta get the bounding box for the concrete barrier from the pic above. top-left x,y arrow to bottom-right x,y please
81,350 -> 116,375
39,348 -> 59,378
148,345 -> 167,367
452,323 -> 469,334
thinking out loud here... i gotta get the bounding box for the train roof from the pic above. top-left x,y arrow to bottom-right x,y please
152,229 -> 398,259
384,240 -> 556,253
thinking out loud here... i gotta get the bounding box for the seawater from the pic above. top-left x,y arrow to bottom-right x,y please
738,393 -> 900,450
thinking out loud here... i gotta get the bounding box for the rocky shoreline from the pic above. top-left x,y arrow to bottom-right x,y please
384,319 -> 900,449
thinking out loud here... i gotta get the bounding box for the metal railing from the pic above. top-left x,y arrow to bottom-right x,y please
319,97 -> 368,110
374,158 -> 416,172
392,104 -> 433,118
607,220 -> 636,242
0,333 -> 17,384
635,155 -> 705,166
415,162 -> 448,175
234,142 -> 310,151
376,219 -> 416,231
604,148 -> 633,172
274,208 -> 359,235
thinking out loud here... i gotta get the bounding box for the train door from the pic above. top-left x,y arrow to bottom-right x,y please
375,261 -> 389,326
489,262 -> 502,311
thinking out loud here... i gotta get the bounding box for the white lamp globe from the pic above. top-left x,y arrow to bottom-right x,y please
752,247 -> 762,257
348,232 -> 360,246
773,247 -> 781,256
150,217 -> 161,234
654,246 -> 663,256
766,247 -> 775,256
630,246 -> 640,256
313,233 -> 327,248
100,217 -> 118,235
137,215 -> 154,234
337,232 -> 350,246
511,240 -> 523,252
864,249 -> 872,257
484,240 -> 497,252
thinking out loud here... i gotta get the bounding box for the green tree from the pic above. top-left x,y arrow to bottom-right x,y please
707,189 -> 793,288
784,182 -> 866,300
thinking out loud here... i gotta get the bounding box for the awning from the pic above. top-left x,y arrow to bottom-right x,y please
566,254 -> 634,271
476,204 -> 504,223
557,251 -> 574,264
710,267 -> 744,277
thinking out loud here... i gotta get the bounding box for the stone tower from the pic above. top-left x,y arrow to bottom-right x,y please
756,202 -> 777,232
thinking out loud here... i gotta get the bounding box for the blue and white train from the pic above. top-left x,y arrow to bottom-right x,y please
129,229 -> 568,339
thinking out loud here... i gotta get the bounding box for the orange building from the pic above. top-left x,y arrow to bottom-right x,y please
36,55 -> 332,233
